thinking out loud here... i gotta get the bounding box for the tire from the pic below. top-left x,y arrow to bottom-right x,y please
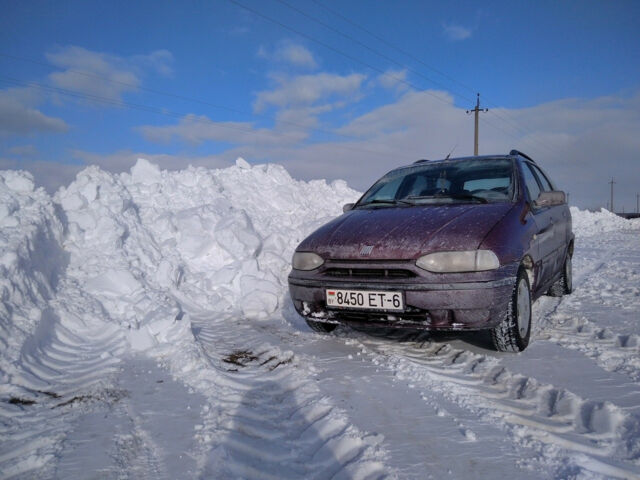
491,267 -> 532,352
306,319 -> 337,333
547,253 -> 573,297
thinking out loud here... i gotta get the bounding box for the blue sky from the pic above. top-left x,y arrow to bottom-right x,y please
1,0 -> 639,211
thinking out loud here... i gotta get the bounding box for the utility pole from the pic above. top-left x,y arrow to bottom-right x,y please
609,178 -> 616,213
466,93 -> 488,156
566,192 -> 570,205
636,193 -> 639,214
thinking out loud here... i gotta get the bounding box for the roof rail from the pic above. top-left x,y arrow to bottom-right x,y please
413,159 -> 430,164
509,149 -> 535,163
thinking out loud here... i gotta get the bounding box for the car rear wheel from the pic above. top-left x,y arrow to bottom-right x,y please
491,267 -> 532,352
306,319 -> 337,333
547,253 -> 573,297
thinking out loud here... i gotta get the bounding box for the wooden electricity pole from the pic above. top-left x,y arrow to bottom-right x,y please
466,93 -> 488,156
609,178 -> 616,213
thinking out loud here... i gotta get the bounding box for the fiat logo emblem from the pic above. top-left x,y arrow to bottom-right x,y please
360,245 -> 373,256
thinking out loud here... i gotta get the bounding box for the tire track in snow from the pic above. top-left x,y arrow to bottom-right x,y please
182,314 -> 394,480
340,328 -> 640,479
0,281 -> 128,479
535,234 -> 640,382
108,400 -> 168,480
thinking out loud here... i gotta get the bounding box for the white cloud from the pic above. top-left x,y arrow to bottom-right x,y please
442,23 -> 472,41
254,72 -> 366,111
138,70 -> 366,149
278,43 -> 317,69
46,46 -> 173,102
258,41 -> 318,69
0,86 -> 68,135
138,114 -> 309,146
132,49 -> 174,77
377,69 -> 409,93
133,89 -> 640,212
11,82 -> 640,212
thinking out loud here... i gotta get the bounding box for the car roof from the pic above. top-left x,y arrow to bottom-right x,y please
382,150 -> 536,178
412,150 -> 533,166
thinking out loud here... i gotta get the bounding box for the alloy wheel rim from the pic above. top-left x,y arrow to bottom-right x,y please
517,278 -> 531,337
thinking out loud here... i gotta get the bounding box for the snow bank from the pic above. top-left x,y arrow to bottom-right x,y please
1,158 -> 357,388
570,207 -> 640,238
52,158 -> 358,349
0,171 -> 65,382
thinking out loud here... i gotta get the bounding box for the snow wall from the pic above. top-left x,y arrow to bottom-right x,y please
1,159 -> 639,377
0,159 -> 356,378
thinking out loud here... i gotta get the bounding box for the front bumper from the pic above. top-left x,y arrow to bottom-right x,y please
288,275 -> 515,331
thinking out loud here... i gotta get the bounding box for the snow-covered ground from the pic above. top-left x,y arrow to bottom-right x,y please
1,159 -> 639,479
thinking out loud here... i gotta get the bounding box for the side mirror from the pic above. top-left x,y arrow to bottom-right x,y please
534,190 -> 566,208
343,203 -> 355,213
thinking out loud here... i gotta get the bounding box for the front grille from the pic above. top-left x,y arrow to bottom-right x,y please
331,307 -> 430,325
323,268 -> 416,279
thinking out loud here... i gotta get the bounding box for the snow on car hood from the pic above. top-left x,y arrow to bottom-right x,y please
297,203 -> 515,260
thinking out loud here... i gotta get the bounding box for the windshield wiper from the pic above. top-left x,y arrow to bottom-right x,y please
407,193 -> 488,204
357,198 -> 414,208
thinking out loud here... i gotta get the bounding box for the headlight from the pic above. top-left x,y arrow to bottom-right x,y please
292,252 -> 324,270
416,250 -> 499,273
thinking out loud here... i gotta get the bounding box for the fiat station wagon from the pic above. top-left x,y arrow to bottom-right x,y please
288,150 -> 573,352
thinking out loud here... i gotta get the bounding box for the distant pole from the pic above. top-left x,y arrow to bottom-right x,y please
466,93 -> 488,156
609,178 -> 616,212
637,193 -> 639,214
566,192 -> 570,205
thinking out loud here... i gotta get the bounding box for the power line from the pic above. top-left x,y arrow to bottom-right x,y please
229,0 -> 560,159
306,0 -> 560,158
274,0 -> 475,104
310,0 -> 477,97
226,0 -> 452,106
2,5 -> 559,161
0,75 -> 425,163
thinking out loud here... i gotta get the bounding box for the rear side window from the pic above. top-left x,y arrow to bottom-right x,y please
522,163 -> 542,201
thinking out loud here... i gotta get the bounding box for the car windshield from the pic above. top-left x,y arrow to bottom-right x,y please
356,158 -> 515,208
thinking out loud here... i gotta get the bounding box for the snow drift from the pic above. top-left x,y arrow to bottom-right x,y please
0,171 -> 66,381
1,158 -> 357,380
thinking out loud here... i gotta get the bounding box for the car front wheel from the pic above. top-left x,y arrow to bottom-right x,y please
491,267 -> 532,352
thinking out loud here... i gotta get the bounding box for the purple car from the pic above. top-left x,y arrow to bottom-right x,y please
288,150 -> 573,352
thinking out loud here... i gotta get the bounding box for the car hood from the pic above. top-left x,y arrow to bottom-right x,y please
297,203 -> 514,260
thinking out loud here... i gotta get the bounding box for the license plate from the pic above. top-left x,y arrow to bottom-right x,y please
326,289 -> 404,311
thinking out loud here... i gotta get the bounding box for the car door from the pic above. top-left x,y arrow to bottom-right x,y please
521,162 -> 556,293
528,163 -> 567,275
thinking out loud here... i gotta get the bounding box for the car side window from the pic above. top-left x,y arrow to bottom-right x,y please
529,164 -> 554,191
522,163 -> 542,202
